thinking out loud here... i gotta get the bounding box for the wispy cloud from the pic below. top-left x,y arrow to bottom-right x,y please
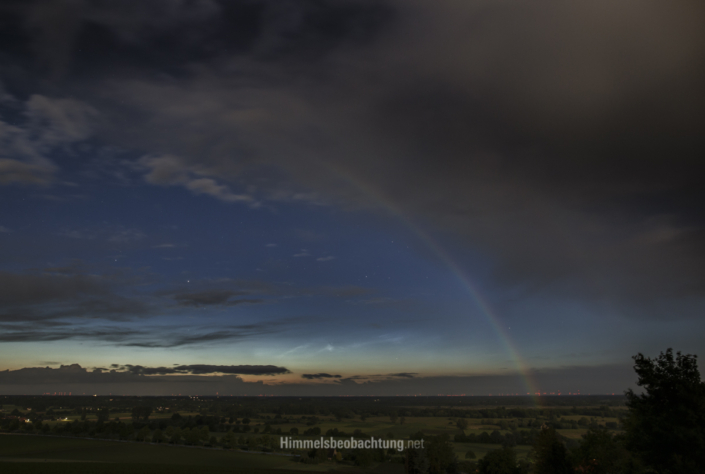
126,321 -> 290,348
0,267 -> 155,323
57,225 -> 146,243
107,228 -> 146,243
0,320 -> 288,348
172,289 -> 262,307
278,344 -> 310,358
0,93 -> 97,186
139,154 -> 258,206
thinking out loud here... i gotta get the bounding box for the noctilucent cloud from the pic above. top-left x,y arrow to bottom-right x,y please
1,0 -> 704,396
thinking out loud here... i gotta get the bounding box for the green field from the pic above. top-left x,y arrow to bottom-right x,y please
0,435 -> 403,474
1,395 -> 628,473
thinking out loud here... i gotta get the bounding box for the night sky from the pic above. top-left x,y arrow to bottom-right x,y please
1,0 -> 704,397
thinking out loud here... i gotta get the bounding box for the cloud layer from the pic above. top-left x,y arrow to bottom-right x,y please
1,0 -> 701,317
0,362 -> 636,396
0,1 -> 703,393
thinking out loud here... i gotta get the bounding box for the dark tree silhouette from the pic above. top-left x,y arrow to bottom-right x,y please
532,427 -> 572,474
571,428 -> 641,474
624,349 -> 705,474
425,434 -> 458,474
405,434 -> 457,474
131,406 -> 152,420
478,447 -> 528,474
406,445 -> 430,474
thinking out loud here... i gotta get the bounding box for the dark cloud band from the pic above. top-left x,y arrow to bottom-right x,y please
301,373 -> 342,380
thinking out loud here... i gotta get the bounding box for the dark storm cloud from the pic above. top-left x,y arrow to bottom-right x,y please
1,0 -> 704,319
0,0 -> 392,83
301,373 -> 341,380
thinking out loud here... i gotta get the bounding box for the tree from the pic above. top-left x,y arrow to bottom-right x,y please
390,411 -> 399,424
478,447 -> 520,474
136,426 -> 151,442
118,423 -> 132,440
199,425 -> 210,442
465,450 -> 476,459
406,446 -> 430,474
97,407 -> 110,423
169,427 -> 182,444
152,428 -> 165,443
456,418 -> 469,431
224,430 -> 238,449
425,434 -> 458,474
571,428 -> 639,474
131,406 -> 153,421
623,349 -> 705,474
532,427 -> 572,474
184,428 -> 202,445
354,448 -> 374,467
458,460 -> 478,474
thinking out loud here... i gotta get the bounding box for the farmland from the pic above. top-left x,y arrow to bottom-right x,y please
1,395 -> 624,473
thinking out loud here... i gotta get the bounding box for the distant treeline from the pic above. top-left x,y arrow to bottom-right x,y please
0,394 -> 624,421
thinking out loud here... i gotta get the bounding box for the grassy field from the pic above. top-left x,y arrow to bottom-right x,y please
2,396 -> 626,473
228,413 -> 597,459
0,435 -> 404,474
